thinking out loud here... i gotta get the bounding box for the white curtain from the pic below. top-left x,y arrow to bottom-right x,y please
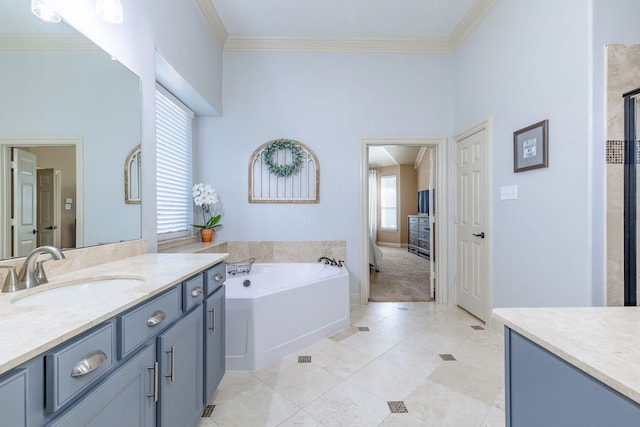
368,170 -> 377,241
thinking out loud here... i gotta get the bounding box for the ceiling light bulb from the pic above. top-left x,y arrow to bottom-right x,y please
96,0 -> 123,24
31,0 -> 61,23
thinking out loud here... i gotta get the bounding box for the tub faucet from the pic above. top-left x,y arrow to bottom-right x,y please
318,256 -> 342,267
17,246 -> 66,290
317,256 -> 337,266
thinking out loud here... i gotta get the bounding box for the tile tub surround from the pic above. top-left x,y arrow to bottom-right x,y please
493,307 -> 640,405
0,251 -> 228,375
162,240 -> 347,265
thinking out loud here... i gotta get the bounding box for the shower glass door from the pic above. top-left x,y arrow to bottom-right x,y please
624,88 -> 640,306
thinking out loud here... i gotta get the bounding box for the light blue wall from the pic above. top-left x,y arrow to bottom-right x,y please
43,0 -> 640,307
454,0 -> 593,307
198,52 -> 454,293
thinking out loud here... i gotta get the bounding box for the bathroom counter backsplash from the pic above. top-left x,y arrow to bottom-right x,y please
493,306 -> 640,405
0,252 -> 228,375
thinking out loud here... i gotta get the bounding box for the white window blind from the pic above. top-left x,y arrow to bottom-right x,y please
156,85 -> 194,238
380,175 -> 397,230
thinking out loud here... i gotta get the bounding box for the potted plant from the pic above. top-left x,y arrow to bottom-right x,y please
192,183 -> 222,242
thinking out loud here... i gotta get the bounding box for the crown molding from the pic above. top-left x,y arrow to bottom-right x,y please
198,0 -> 495,54
193,0 -> 228,47
0,35 -> 98,51
224,37 -> 454,54
449,0 -> 498,50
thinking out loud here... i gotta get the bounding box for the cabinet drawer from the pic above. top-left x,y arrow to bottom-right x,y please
183,273 -> 205,312
408,216 -> 419,225
118,287 -> 181,358
205,262 -> 226,296
419,230 -> 430,240
419,223 -> 430,232
46,322 -> 115,413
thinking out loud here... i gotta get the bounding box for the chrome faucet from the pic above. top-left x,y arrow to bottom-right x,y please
16,246 -> 65,291
317,257 -> 344,267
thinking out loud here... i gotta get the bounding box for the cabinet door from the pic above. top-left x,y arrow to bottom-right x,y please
204,285 -> 225,404
47,344 -> 156,427
158,306 -> 204,427
0,368 -> 27,426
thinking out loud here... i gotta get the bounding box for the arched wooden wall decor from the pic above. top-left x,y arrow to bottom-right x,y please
124,145 -> 141,204
249,139 -> 319,203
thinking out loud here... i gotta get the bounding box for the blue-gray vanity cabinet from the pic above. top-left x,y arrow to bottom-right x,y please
46,343 -> 156,427
204,283 -> 225,403
158,303 -> 204,427
505,328 -> 640,426
0,365 -> 29,426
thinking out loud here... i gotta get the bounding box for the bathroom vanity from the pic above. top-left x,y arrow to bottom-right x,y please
0,252 -> 227,427
494,307 -> 640,427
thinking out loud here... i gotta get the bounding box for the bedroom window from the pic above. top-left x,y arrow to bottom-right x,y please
156,84 -> 194,240
380,175 -> 397,230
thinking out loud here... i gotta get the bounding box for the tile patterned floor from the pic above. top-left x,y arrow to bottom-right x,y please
199,302 -> 506,427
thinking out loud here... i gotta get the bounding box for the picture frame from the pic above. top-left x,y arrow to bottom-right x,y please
513,119 -> 548,173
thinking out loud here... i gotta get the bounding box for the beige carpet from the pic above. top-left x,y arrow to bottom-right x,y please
369,246 -> 433,302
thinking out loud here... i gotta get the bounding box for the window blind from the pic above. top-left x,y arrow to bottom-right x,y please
156,85 -> 194,238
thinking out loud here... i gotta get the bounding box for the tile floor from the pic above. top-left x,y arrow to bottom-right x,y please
199,302 -> 506,427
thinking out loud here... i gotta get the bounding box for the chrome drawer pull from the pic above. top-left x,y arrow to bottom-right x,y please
147,362 -> 158,402
166,346 -> 176,382
71,350 -> 108,377
208,307 -> 215,332
214,273 -> 224,282
191,287 -> 204,297
147,311 -> 166,327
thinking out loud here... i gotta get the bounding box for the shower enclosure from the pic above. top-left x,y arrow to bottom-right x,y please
624,87 -> 640,306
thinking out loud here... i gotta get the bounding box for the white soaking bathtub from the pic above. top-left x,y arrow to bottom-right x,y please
224,263 -> 350,371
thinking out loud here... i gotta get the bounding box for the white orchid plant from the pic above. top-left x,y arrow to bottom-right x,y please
192,183 -> 222,230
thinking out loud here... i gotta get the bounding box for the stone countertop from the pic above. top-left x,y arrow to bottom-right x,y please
493,307 -> 640,405
0,252 -> 228,376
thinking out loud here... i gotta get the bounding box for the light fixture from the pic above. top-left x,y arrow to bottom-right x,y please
96,0 -> 123,24
31,0 -> 61,23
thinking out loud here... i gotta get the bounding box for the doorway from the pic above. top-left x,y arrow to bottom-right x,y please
0,137 -> 83,259
360,138 -> 449,306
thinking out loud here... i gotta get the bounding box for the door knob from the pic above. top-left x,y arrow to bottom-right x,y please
472,232 -> 485,239
45,225 -> 58,230
32,229 -> 37,235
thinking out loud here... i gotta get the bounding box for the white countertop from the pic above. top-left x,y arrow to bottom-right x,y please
0,252 -> 228,376
493,307 -> 640,405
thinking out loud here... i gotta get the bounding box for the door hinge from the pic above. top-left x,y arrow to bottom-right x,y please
10,218 -> 15,227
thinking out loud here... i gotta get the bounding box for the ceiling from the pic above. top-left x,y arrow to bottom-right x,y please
202,0 -> 497,53
368,146 -> 424,169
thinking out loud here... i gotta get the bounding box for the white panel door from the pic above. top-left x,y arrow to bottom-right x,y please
12,148 -> 37,256
37,168 -> 61,247
455,128 -> 488,321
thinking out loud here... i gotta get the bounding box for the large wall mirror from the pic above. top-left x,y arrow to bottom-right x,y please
0,0 -> 142,259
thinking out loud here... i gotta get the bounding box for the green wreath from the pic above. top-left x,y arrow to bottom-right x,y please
263,139 -> 304,177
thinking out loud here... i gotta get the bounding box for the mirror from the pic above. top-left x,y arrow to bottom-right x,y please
0,1 -> 142,259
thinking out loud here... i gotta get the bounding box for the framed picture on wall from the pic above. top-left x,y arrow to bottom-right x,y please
513,119 -> 548,172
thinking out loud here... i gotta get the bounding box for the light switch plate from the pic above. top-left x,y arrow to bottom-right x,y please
500,185 -> 518,200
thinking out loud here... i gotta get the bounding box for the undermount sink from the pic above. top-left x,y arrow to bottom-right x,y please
11,276 -> 146,306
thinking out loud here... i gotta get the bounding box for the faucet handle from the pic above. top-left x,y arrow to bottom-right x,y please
35,261 -> 48,284
0,265 -> 24,293
337,260 -> 345,267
